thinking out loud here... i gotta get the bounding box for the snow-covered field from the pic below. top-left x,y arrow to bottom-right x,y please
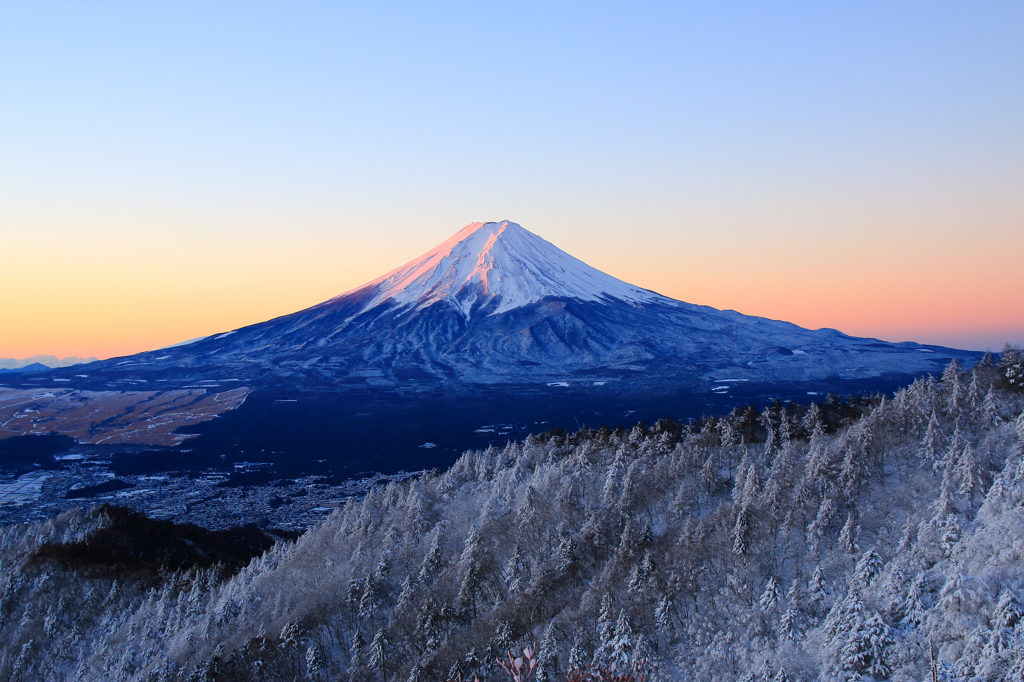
0,386 -> 249,446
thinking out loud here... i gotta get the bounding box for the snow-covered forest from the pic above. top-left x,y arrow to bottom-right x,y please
3,353 -> 1024,681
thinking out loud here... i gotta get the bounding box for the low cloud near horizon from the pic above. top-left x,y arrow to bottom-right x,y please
0,356 -> 98,370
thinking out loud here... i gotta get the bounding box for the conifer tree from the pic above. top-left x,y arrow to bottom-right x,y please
556,534 -> 578,574
305,643 -> 325,680
836,611 -> 891,679
954,443 -> 986,507
368,628 -> 388,682
535,621 -> 560,681
417,529 -> 446,583
758,577 -> 779,613
732,508 -> 751,556
921,410 -> 943,466
568,638 -> 588,671
851,549 -> 883,590
982,387 -> 1001,425
349,629 -> 365,670
592,594 -> 615,669
608,609 -> 634,674
967,371 -> 983,414
943,359 -> 963,416
806,498 -> 837,555
838,514 -> 859,553
808,566 -> 828,618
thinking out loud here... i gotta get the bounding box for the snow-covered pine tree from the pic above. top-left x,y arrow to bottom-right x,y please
921,409 -> 943,466
838,513 -> 859,554
608,609 -> 634,674
851,549 -> 884,590
304,643 -> 325,680
943,359 -> 964,417
592,594 -> 616,669
368,628 -> 388,682
758,577 -> 779,613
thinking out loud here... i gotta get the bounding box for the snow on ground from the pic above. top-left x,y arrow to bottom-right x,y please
0,472 -> 50,506
158,335 -> 208,349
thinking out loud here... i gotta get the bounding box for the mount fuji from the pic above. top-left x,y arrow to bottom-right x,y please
50,220 -> 975,391
2,221 -> 980,474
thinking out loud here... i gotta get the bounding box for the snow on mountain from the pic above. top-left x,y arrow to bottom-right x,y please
339,221 -> 664,317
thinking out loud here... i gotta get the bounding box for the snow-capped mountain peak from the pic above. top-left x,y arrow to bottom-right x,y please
30,218 -> 979,397
344,221 -> 664,316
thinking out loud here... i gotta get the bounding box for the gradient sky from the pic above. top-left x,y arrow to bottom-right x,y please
2,1 -> 1022,359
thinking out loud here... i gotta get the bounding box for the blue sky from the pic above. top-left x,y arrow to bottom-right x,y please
2,1 -> 1022,357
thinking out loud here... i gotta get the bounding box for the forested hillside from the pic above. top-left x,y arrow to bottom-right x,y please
2,354 -> 1024,681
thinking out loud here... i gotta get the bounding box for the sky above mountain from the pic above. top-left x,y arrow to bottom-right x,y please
1,2 -> 1021,358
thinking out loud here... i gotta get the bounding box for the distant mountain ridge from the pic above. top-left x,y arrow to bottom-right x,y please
0,355 -> 96,370
0,363 -> 52,374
